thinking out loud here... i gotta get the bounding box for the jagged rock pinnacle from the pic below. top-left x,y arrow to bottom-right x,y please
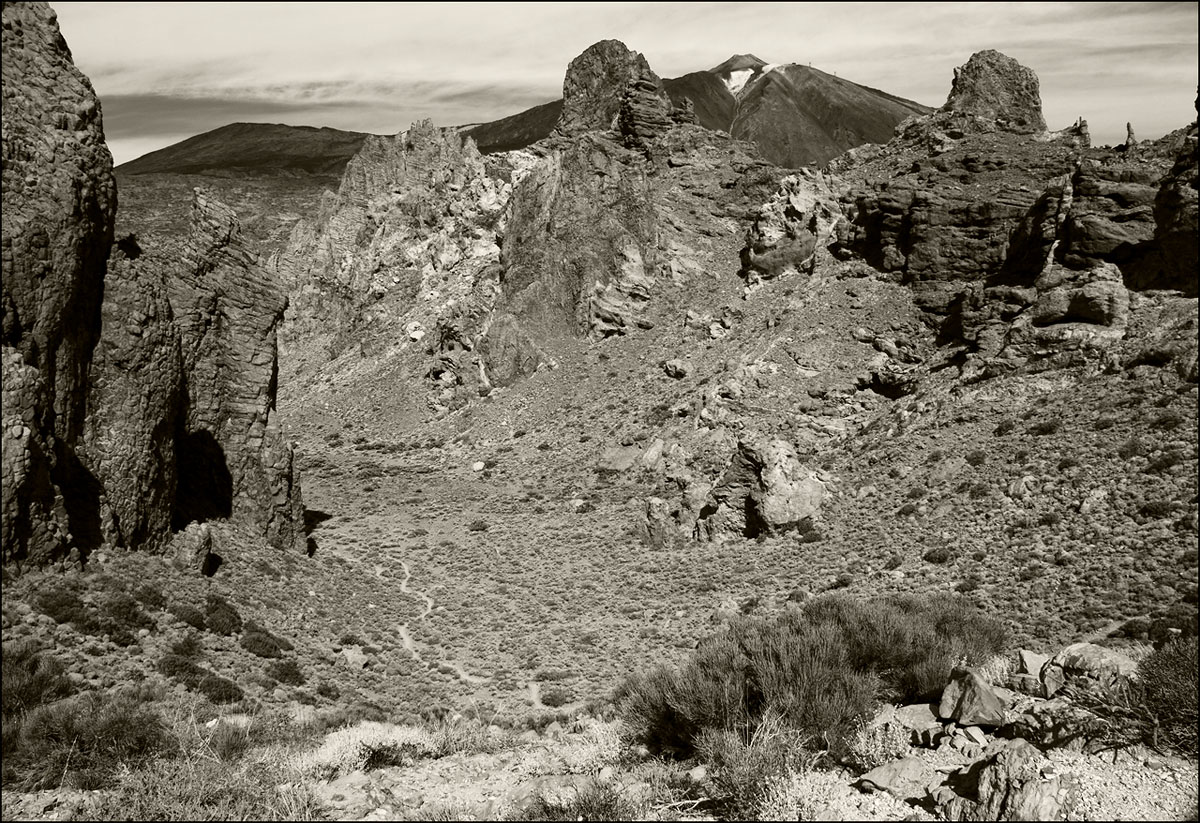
942,49 -> 1047,133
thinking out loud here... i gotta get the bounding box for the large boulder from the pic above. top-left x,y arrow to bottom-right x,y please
937,739 -> 1079,821
696,438 -> 827,540
2,1 -> 116,565
939,668 -> 1008,727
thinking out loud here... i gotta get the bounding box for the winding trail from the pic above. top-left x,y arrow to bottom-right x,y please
394,558 -> 489,687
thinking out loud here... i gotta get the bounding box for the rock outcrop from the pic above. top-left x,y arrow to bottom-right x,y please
3,3 -> 303,565
554,40 -> 672,139
696,438 -> 827,541
740,169 -> 843,289
166,192 -> 303,552
2,1 -> 115,565
941,49 -> 1047,133
82,191 -> 304,556
1151,121 -> 1198,296
79,246 -> 183,553
491,131 -> 658,354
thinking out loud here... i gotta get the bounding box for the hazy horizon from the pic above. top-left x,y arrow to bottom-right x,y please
53,1 -> 1199,166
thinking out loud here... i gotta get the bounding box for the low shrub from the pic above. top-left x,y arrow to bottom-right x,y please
170,633 -> 203,658
267,659 -> 305,686
33,589 -> 89,625
1138,638 -> 1198,754
91,756 -> 323,821
1029,420 -> 1060,436
196,675 -> 244,705
1,642 -> 75,723
156,654 -> 207,688
5,688 -> 173,790
617,593 -> 1005,758
168,603 -> 206,631
132,584 -> 167,611
509,779 -> 645,822
240,630 -> 285,659
1117,437 -> 1147,460
204,596 -> 243,636
965,450 -> 988,467
100,592 -> 154,631
295,721 -> 435,779
994,419 -> 1016,436
540,686 -> 572,708
922,546 -> 953,564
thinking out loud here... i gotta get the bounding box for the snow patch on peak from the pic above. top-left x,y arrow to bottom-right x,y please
724,68 -> 755,94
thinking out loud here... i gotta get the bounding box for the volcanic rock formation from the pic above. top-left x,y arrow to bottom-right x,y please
941,48 -> 1047,133
2,1 -> 115,565
2,2 -> 303,566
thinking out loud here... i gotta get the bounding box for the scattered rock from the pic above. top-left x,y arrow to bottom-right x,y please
939,668 -> 1008,727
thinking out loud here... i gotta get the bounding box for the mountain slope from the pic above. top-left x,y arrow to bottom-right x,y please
116,122 -> 373,176
460,98 -> 563,153
732,64 -> 931,167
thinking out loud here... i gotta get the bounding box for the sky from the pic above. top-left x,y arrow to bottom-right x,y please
52,2 -> 1199,167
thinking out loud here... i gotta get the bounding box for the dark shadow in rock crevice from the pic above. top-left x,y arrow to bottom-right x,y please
303,508 -> 332,557
57,445 -> 103,564
172,428 -> 232,530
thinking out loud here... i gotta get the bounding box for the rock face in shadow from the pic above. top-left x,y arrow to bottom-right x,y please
1,1 -> 115,565
2,3 -> 303,566
1152,121 -> 1198,296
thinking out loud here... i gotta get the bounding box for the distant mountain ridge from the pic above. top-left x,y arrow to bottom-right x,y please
122,54 -> 932,176
116,122 -> 373,176
466,53 -> 933,167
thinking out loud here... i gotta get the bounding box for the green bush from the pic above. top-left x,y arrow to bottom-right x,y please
204,595 -> 243,636
1138,638 -> 1199,754
196,675 -> 244,705
168,603 -> 206,631
267,659 -> 305,686
100,592 -> 154,631
617,593 -> 1005,757
33,589 -> 89,625
132,584 -> 167,611
5,689 -> 173,790
240,630 -> 285,659
1,642 -> 75,723
156,654 -> 207,688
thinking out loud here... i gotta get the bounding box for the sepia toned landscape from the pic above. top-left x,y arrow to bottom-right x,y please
2,2 -> 1197,820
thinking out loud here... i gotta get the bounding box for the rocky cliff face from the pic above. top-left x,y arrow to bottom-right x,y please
167,192 -> 304,552
2,1 -> 115,565
827,50 -> 1197,382
3,2 -> 303,566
